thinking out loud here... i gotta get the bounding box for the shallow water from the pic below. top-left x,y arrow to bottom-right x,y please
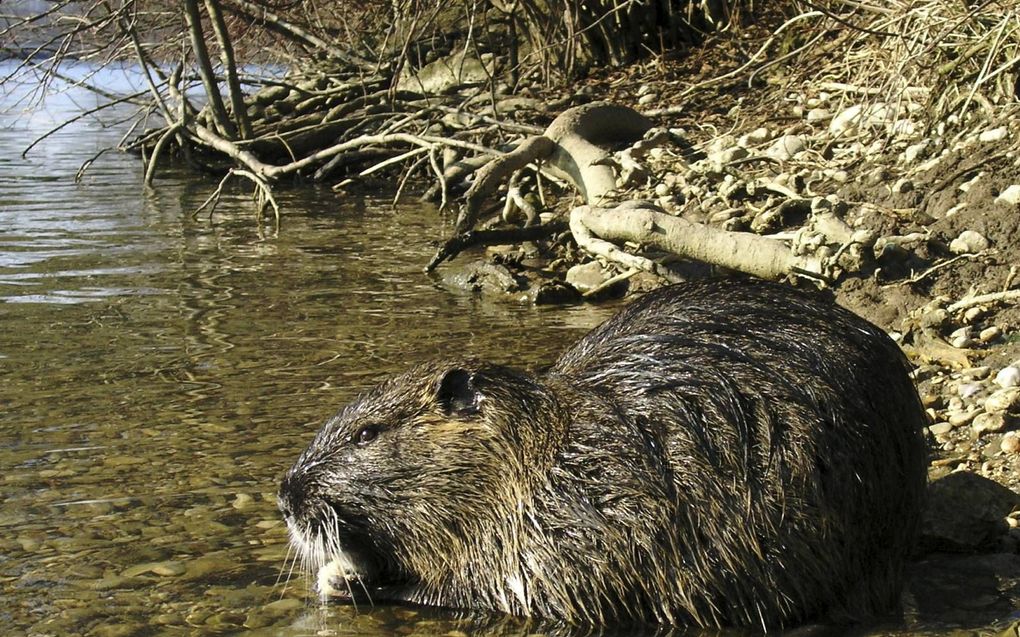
0,63 -> 622,636
1,63 -> 1018,637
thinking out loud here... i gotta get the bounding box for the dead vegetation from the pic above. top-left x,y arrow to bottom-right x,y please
5,1 -> 1020,298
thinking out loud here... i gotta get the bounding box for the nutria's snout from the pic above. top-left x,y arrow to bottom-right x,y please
280,278 -> 929,629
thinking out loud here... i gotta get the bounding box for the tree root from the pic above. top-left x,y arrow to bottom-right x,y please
570,203 -> 826,282
426,220 -> 568,272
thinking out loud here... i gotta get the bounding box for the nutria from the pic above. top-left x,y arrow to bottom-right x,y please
278,277 -> 927,629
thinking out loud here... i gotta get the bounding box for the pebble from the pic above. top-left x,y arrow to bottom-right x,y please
979,127 -> 1008,142
960,366 -> 991,380
996,184 -> 1020,205
904,141 -> 929,163
949,230 -> 990,254
985,388 -> 1020,413
766,135 -> 805,161
830,104 -> 864,135
951,334 -> 974,349
964,306 -> 986,323
979,326 -> 1001,343
739,127 -> 770,145
995,366 -> 1020,388
654,182 -> 671,197
637,93 -> 657,106
89,624 -> 146,637
1002,432 -> 1020,454
972,411 -> 1007,434
122,560 -> 186,578
713,146 -> 749,164
948,409 -> 979,427
892,178 -> 913,193
232,493 -> 254,510
806,108 -> 831,122
929,422 -> 953,436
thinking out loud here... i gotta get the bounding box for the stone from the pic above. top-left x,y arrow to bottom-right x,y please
904,140 -> 929,163
979,326 -> 1001,343
949,230 -> 990,254
892,178 -> 914,193
565,261 -> 610,295
830,104 -> 863,135
948,409 -> 979,427
1002,432 -> 1020,454
806,108 -> 831,122
766,135 -> 805,161
994,366 -> 1020,388
985,388 -> 1020,413
397,53 -> 493,94
978,127 -> 1008,142
739,127 -> 770,146
972,411 -> 1007,435
928,422 -> 953,436
996,184 -> 1020,205
919,471 -> 1020,553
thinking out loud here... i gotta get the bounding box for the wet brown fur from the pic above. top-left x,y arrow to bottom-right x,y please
279,278 -> 928,629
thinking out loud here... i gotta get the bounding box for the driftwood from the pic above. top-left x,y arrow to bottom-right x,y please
447,101 -> 840,283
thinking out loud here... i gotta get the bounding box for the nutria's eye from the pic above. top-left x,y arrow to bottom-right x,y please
353,425 -> 380,446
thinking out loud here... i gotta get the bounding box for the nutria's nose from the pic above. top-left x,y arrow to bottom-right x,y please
278,468 -> 306,521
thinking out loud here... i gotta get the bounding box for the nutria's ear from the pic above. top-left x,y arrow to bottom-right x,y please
437,368 -> 481,417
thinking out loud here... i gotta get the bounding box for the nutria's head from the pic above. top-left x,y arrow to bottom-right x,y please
278,360 -> 564,606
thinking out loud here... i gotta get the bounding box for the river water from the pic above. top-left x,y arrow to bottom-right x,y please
0,64 -> 623,636
2,63 -> 1018,637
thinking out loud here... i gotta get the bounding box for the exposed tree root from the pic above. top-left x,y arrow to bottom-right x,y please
570,203 -> 825,282
426,220 -> 568,272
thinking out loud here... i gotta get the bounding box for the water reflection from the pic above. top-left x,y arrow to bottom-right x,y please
0,62 -> 616,636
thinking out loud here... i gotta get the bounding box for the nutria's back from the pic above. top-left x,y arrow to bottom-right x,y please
279,278 -> 928,629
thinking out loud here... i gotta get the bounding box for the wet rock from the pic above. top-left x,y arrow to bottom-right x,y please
89,624 -> 146,637
920,471 -> 1020,553
995,366 -> 1020,389
122,560 -> 186,578
766,135 -> 805,161
950,230 -> 990,254
232,493 -> 254,510
532,280 -> 582,305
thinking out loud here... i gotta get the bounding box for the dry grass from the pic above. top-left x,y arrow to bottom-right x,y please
774,1 -> 1020,133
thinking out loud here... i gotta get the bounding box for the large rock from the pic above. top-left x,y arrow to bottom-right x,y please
919,471 -> 1020,553
397,53 -> 493,95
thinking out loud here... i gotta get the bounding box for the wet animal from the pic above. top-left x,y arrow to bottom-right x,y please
278,278 -> 927,629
